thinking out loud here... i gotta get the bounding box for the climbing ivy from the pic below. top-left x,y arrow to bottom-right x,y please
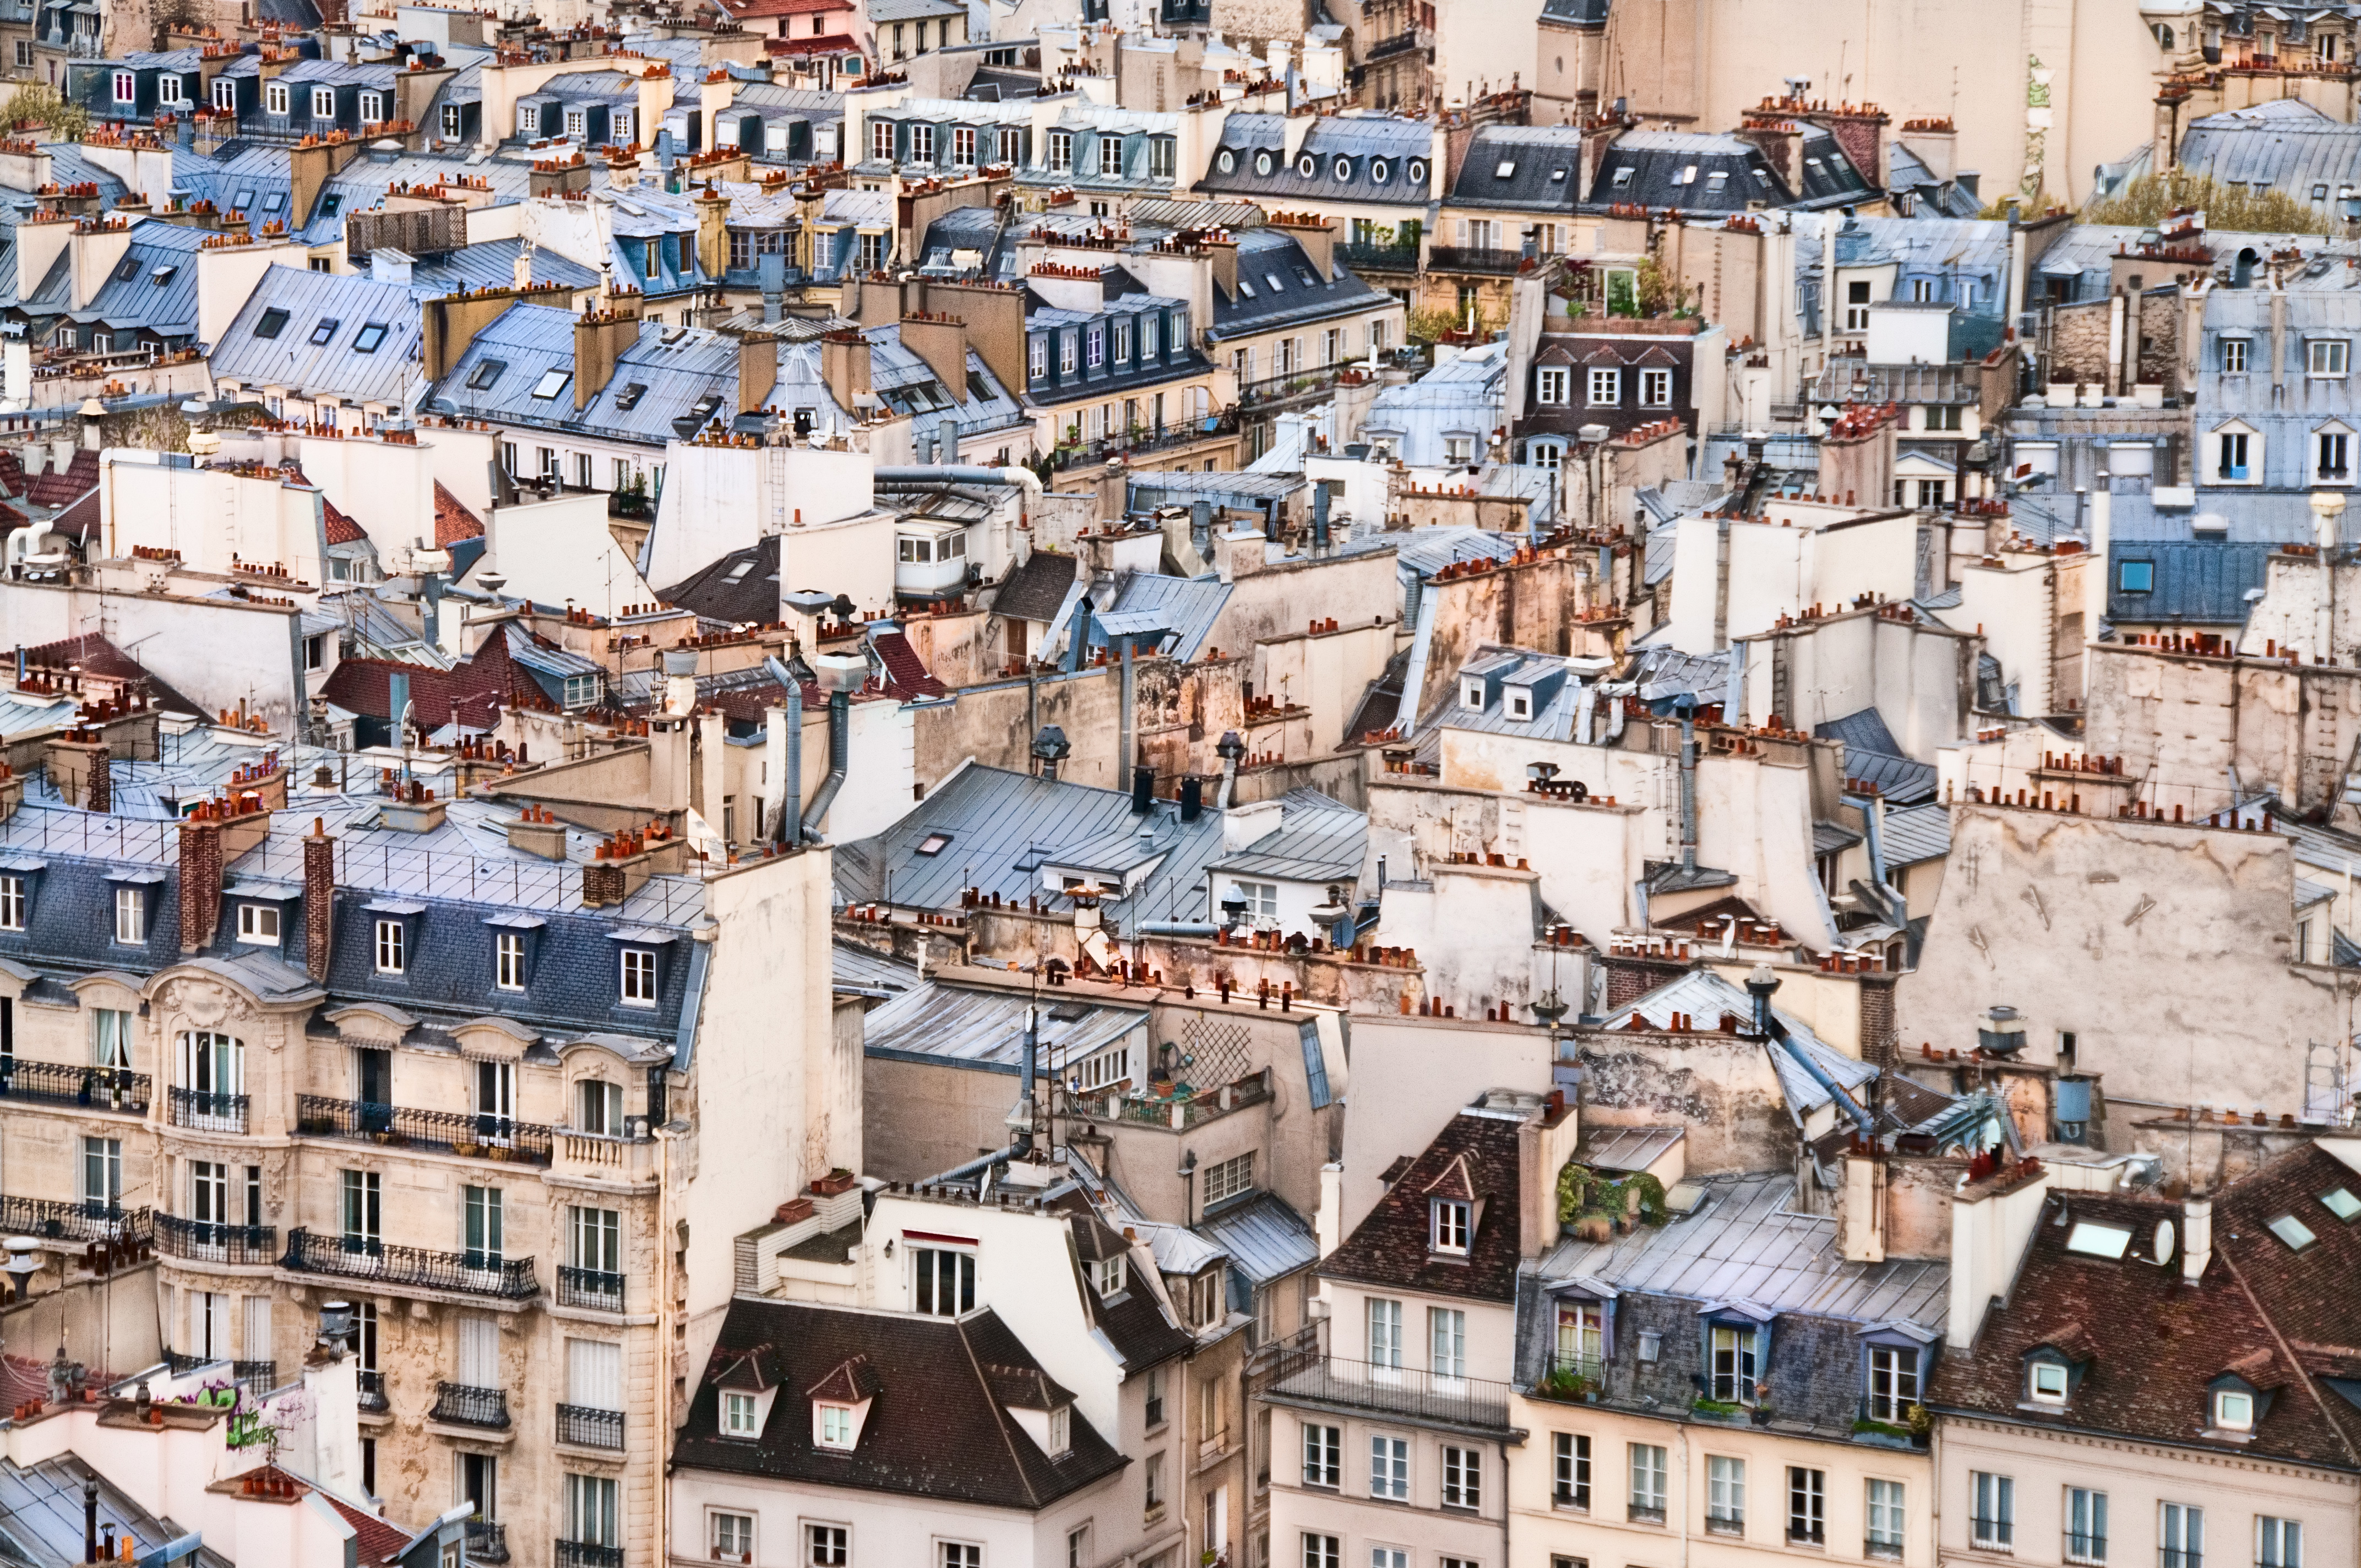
1555,1161 -> 1671,1232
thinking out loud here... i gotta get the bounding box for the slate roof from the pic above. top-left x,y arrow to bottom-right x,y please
1929,1144 -> 2361,1471
1197,112 -> 1433,208
2172,99 -> 2361,204
1573,125 -> 1872,215
1814,707 -> 1939,803
1322,1107 -> 1531,1302
659,533 -> 780,624
673,1297 -> 1129,1504
21,631 -> 201,716
993,551 -> 1079,623
208,269 -> 422,405
860,978 -> 1145,1072
404,237 -> 602,297
1880,803 -> 1952,868
1206,226 -> 1394,340
2108,539 -> 2274,624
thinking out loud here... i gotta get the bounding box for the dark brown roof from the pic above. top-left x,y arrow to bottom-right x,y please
992,550 -> 1076,624
24,449 -> 96,509
659,535 -> 779,626
21,631 -> 204,715
872,629 -> 947,698
317,1490 -> 419,1565
1322,1110 -> 1527,1303
433,482 -> 484,547
1928,1145 -> 2361,1472
674,1298 -> 1129,1506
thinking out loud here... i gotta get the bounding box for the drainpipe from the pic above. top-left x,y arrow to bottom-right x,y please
1066,596 -> 1095,673
1018,1003 -> 1037,1134
1119,635 -> 1135,779
1751,962 -> 1875,1135
799,689 -> 848,842
1677,701 -> 1699,872
762,657 -> 806,844
1312,481 -> 1331,552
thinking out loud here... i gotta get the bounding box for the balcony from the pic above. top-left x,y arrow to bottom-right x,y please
430,1382 -> 509,1429
357,1369 -> 388,1412
155,1214 -> 278,1266
1236,362 -> 1372,410
295,1096 -> 554,1166
1427,246 -> 1526,276
233,1359 -> 278,1388
1079,1071 -> 1272,1132
1337,242 -> 1422,274
168,1087 -> 248,1134
281,1229 -> 541,1301
554,1129 -> 656,1177
1264,1347 -> 1515,1433
1047,413 -> 1239,473
0,1195 -> 150,1246
555,1543 -> 624,1568
0,1061 -> 150,1115
465,1520 -> 508,1565
556,1266 -> 626,1313
1365,27 -> 1428,59
556,1404 -> 625,1451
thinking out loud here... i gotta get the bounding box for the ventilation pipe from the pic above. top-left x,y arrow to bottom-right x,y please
1751,962 -> 1875,1136
1215,730 -> 1245,809
1180,776 -> 1203,820
1066,596 -> 1095,673
761,657 -> 806,843
1677,697 -> 1699,872
1312,481 -> 1331,551
1131,763 -> 1154,814
799,690 -> 848,841
1032,724 -> 1071,780
1190,498 -> 1214,558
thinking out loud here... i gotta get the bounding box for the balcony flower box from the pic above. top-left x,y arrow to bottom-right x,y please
774,1198 -> 816,1224
808,1170 -> 857,1197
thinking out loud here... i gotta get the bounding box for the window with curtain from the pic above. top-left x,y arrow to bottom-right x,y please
92,1010 -> 132,1069
464,1186 -> 503,1264
567,1337 -> 623,1411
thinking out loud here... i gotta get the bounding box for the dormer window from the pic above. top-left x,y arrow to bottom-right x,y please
1866,1344 -> 1919,1423
1047,1404 -> 1071,1456
2028,1359 -> 2069,1404
236,904 -> 280,944
1508,690 -> 1532,720
816,1401 -> 855,1448
1091,1256 -> 1126,1297
1431,1197 -> 1471,1255
2214,1389 -> 2254,1430
722,1390 -> 759,1436
1461,679 -> 1486,711
1709,1324 -> 1758,1404
620,948 -> 657,1006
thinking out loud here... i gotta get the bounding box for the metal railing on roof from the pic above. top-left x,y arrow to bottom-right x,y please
1236,361 -> 1366,409
1264,1344 -> 1516,1432
1427,246 -> 1526,275
1337,242 -> 1422,272
1049,413 -> 1240,472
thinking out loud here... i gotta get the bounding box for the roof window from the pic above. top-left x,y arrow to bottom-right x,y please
1265,272 -> 1285,292
1494,160 -> 1516,178
1675,165 -> 1697,185
254,307 -> 289,340
1550,166 -> 1568,182
352,323 -> 388,355
149,265 -> 176,286
466,358 -> 505,390
531,368 -> 572,400
2266,1213 -> 2317,1251
2063,1221 -> 2131,1259
111,255 -> 138,284
1611,167 -> 1633,188
917,832 -> 952,856
2321,1186 -> 2361,1220
308,317 -> 340,346
613,383 -> 647,411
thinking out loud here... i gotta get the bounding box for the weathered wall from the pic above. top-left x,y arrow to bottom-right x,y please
2081,643 -> 2361,821
1575,1027 -> 1799,1176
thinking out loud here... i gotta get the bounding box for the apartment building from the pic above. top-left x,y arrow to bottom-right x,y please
0,706 -> 846,1568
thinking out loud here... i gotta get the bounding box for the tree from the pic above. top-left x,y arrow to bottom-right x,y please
0,84 -> 89,141
2081,171 -> 2329,237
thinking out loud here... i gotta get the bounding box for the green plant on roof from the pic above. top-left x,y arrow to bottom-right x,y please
1555,1160 -> 1669,1234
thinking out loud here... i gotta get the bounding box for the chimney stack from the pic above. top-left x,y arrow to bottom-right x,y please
303,817 -> 335,981
2181,1194 -> 2213,1282
179,816 -> 224,953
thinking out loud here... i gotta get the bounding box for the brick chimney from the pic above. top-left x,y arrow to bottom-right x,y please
1811,104 -> 1891,195
739,331 -> 777,415
303,817 -> 335,981
898,311 -> 968,393
820,329 -> 872,417
574,308 -> 640,412
178,817 -> 224,953
1271,212 -> 1335,281
1203,232 -> 1239,302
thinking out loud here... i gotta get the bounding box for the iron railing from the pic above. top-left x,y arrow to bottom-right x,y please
295,1096 -> 554,1166
1337,242 -> 1423,273
155,1213 -> 276,1265
1531,1352 -> 1606,1399
557,1404 -> 625,1450
0,1195 -> 149,1245
430,1382 -> 509,1429
1085,1075 -> 1272,1131
233,1359 -> 277,1387
168,1086 -> 248,1133
465,1520 -> 508,1564
281,1228 -> 540,1299
1236,362 -> 1367,408
556,1266 -> 626,1313
1047,412 -> 1238,472
2067,1535 -> 2109,1564
1427,246 -> 1526,274
357,1369 -> 388,1412
555,1543 -> 624,1568
1971,1519 -> 2012,1550
164,1349 -> 217,1375
1365,27 -> 1427,58
0,1061 -> 149,1114
1264,1347 -> 1514,1431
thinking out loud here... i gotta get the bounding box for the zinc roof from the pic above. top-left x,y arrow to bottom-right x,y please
859,977 -> 1145,1071
206,268 -> 423,404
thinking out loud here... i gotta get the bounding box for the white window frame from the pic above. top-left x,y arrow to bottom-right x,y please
114,886 -> 144,944
1971,1472 -> 2014,1551
711,1511 -> 757,1566
1369,1434 -> 1407,1499
236,903 -> 281,944
1586,367 -> 1620,405
0,873 -> 22,931
112,69 -> 135,104
619,948 -> 657,1006
1640,368 -> 1672,407
1630,1444 -> 1667,1515
1431,1199 -> 1471,1254
1537,367 -> 1569,404
1367,1298 -> 1403,1368
374,918 -> 405,974
1553,1431 -> 1590,1509
311,86 -> 335,119
2311,339 -> 2351,378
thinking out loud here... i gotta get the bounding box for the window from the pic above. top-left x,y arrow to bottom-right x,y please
1587,368 -> 1620,405
1430,1307 -> 1466,1378
1445,436 -> 1475,465
1867,1480 -> 1905,1558
0,874 -> 21,931
1629,1444 -> 1667,1520
1303,1424 -> 1340,1487
2118,561 -> 2156,595
1441,1446 -> 1480,1509
1048,131 -> 1073,172
1788,1467 -> 1825,1543
1867,1345 -> 1918,1423
1368,1298 -> 1403,1368
237,904 -> 280,945
620,948 -> 657,1005
1099,137 -> 1124,176
1537,367 -> 1569,404
93,1010 -> 132,1070
358,90 -> 383,121
2213,1387 -> 2255,1428
1146,1449 -> 1166,1509
949,1544 -> 984,1568
909,124 -> 934,162
912,1246 -> 975,1315
2321,432 -> 2350,479
569,1206 -> 622,1278
1150,138 -> 1176,178
1552,1433 -> 1589,1508
311,86 -> 335,118
81,1137 -> 121,1208
809,1526 -> 849,1568
2068,1490 -> 2109,1564
496,932 -> 526,990
1059,332 -> 1078,376
113,887 -> 144,944
1370,1434 -> 1407,1499
2223,337 -> 2250,373
1971,1473 -> 2014,1549
307,317 -> 340,346
720,1390 -> 759,1436
2030,1358 -> 2070,1403
563,674 -> 600,710
713,1512 -> 757,1565
341,1168 -> 380,1249
254,307 -> 290,341
530,368 -> 570,400
1640,368 -> 1672,407
112,70 -> 135,103
565,1474 -> 618,1549
1090,1255 -> 1125,1296
2218,430 -> 2253,479
374,919 -> 404,974
1707,1456 -> 1744,1531
1431,1200 -> 1471,1254
463,1185 -> 502,1264
2160,1505 -> 2202,1568
2257,1518 -> 2302,1568
2311,340 -> 2350,377
1709,1324 -> 1758,1404
951,126 -> 976,165
1845,279 -> 1872,330
1303,1537 -> 1339,1568
1202,1151 -> 1254,1204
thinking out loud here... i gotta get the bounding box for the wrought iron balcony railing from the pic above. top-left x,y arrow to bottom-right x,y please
0,1195 -> 149,1245
281,1228 -> 540,1300
556,1404 -> 625,1450
430,1382 -> 509,1429
155,1213 -> 276,1265
295,1096 -> 553,1166
556,1266 -> 626,1313
167,1086 -> 248,1133
0,1060 -> 149,1114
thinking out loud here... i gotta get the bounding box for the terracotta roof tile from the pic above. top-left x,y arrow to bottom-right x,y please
24,449 -> 97,509
433,482 -> 484,548
871,630 -> 947,699
322,498 -> 367,545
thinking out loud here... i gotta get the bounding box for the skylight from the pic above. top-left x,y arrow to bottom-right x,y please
2267,1213 -> 2318,1251
723,559 -> 755,582
916,832 -> 953,856
352,323 -> 388,355
149,265 -> 176,285
308,317 -> 340,346
531,368 -> 572,399
2322,1187 -> 2361,1221
111,255 -> 138,283
613,383 -> 648,411
1611,167 -> 1633,188
1494,160 -> 1515,178
1264,271 -> 1285,291
232,188 -> 255,211
254,307 -> 289,340
1675,165 -> 1698,185
1550,167 -> 1568,182
466,358 -> 505,390
1236,277 -> 1255,298
2064,1221 -> 2131,1259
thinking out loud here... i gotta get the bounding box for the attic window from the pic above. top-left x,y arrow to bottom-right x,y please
352,323 -> 388,355
1494,160 -> 1516,178
308,317 -> 340,346
1461,679 -> 1485,711
1047,1404 -> 1071,1456
1675,165 -> 1698,185
1550,167 -> 1568,182
1805,156 -> 1826,172
723,559 -> 756,583
1751,167 -> 1772,186
2212,1388 -> 2256,1430
232,188 -> 255,211
320,193 -> 342,218
150,265 -> 177,286
916,832 -> 953,856
613,383 -> 647,411
2064,1221 -> 2131,1258
466,359 -> 505,390
1706,171 -> 1728,190
1091,1255 -> 1125,1296
2266,1213 -> 2318,1251
111,255 -> 138,283
2028,1360 -> 2069,1403
1611,167 -> 1634,188
1508,690 -> 1532,720
1236,277 -> 1255,298
531,368 -> 573,400
1265,272 -> 1285,292
1431,1197 -> 1471,1255
254,308 -> 290,340
815,1402 -> 855,1449
2322,1187 -> 2361,1220
721,1390 -> 759,1436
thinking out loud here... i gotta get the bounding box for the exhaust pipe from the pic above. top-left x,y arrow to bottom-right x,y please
762,657 -> 806,845
800,689 -> 849,841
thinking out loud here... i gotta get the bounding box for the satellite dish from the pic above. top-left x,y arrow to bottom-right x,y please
2153,1219 -> 2175,1265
